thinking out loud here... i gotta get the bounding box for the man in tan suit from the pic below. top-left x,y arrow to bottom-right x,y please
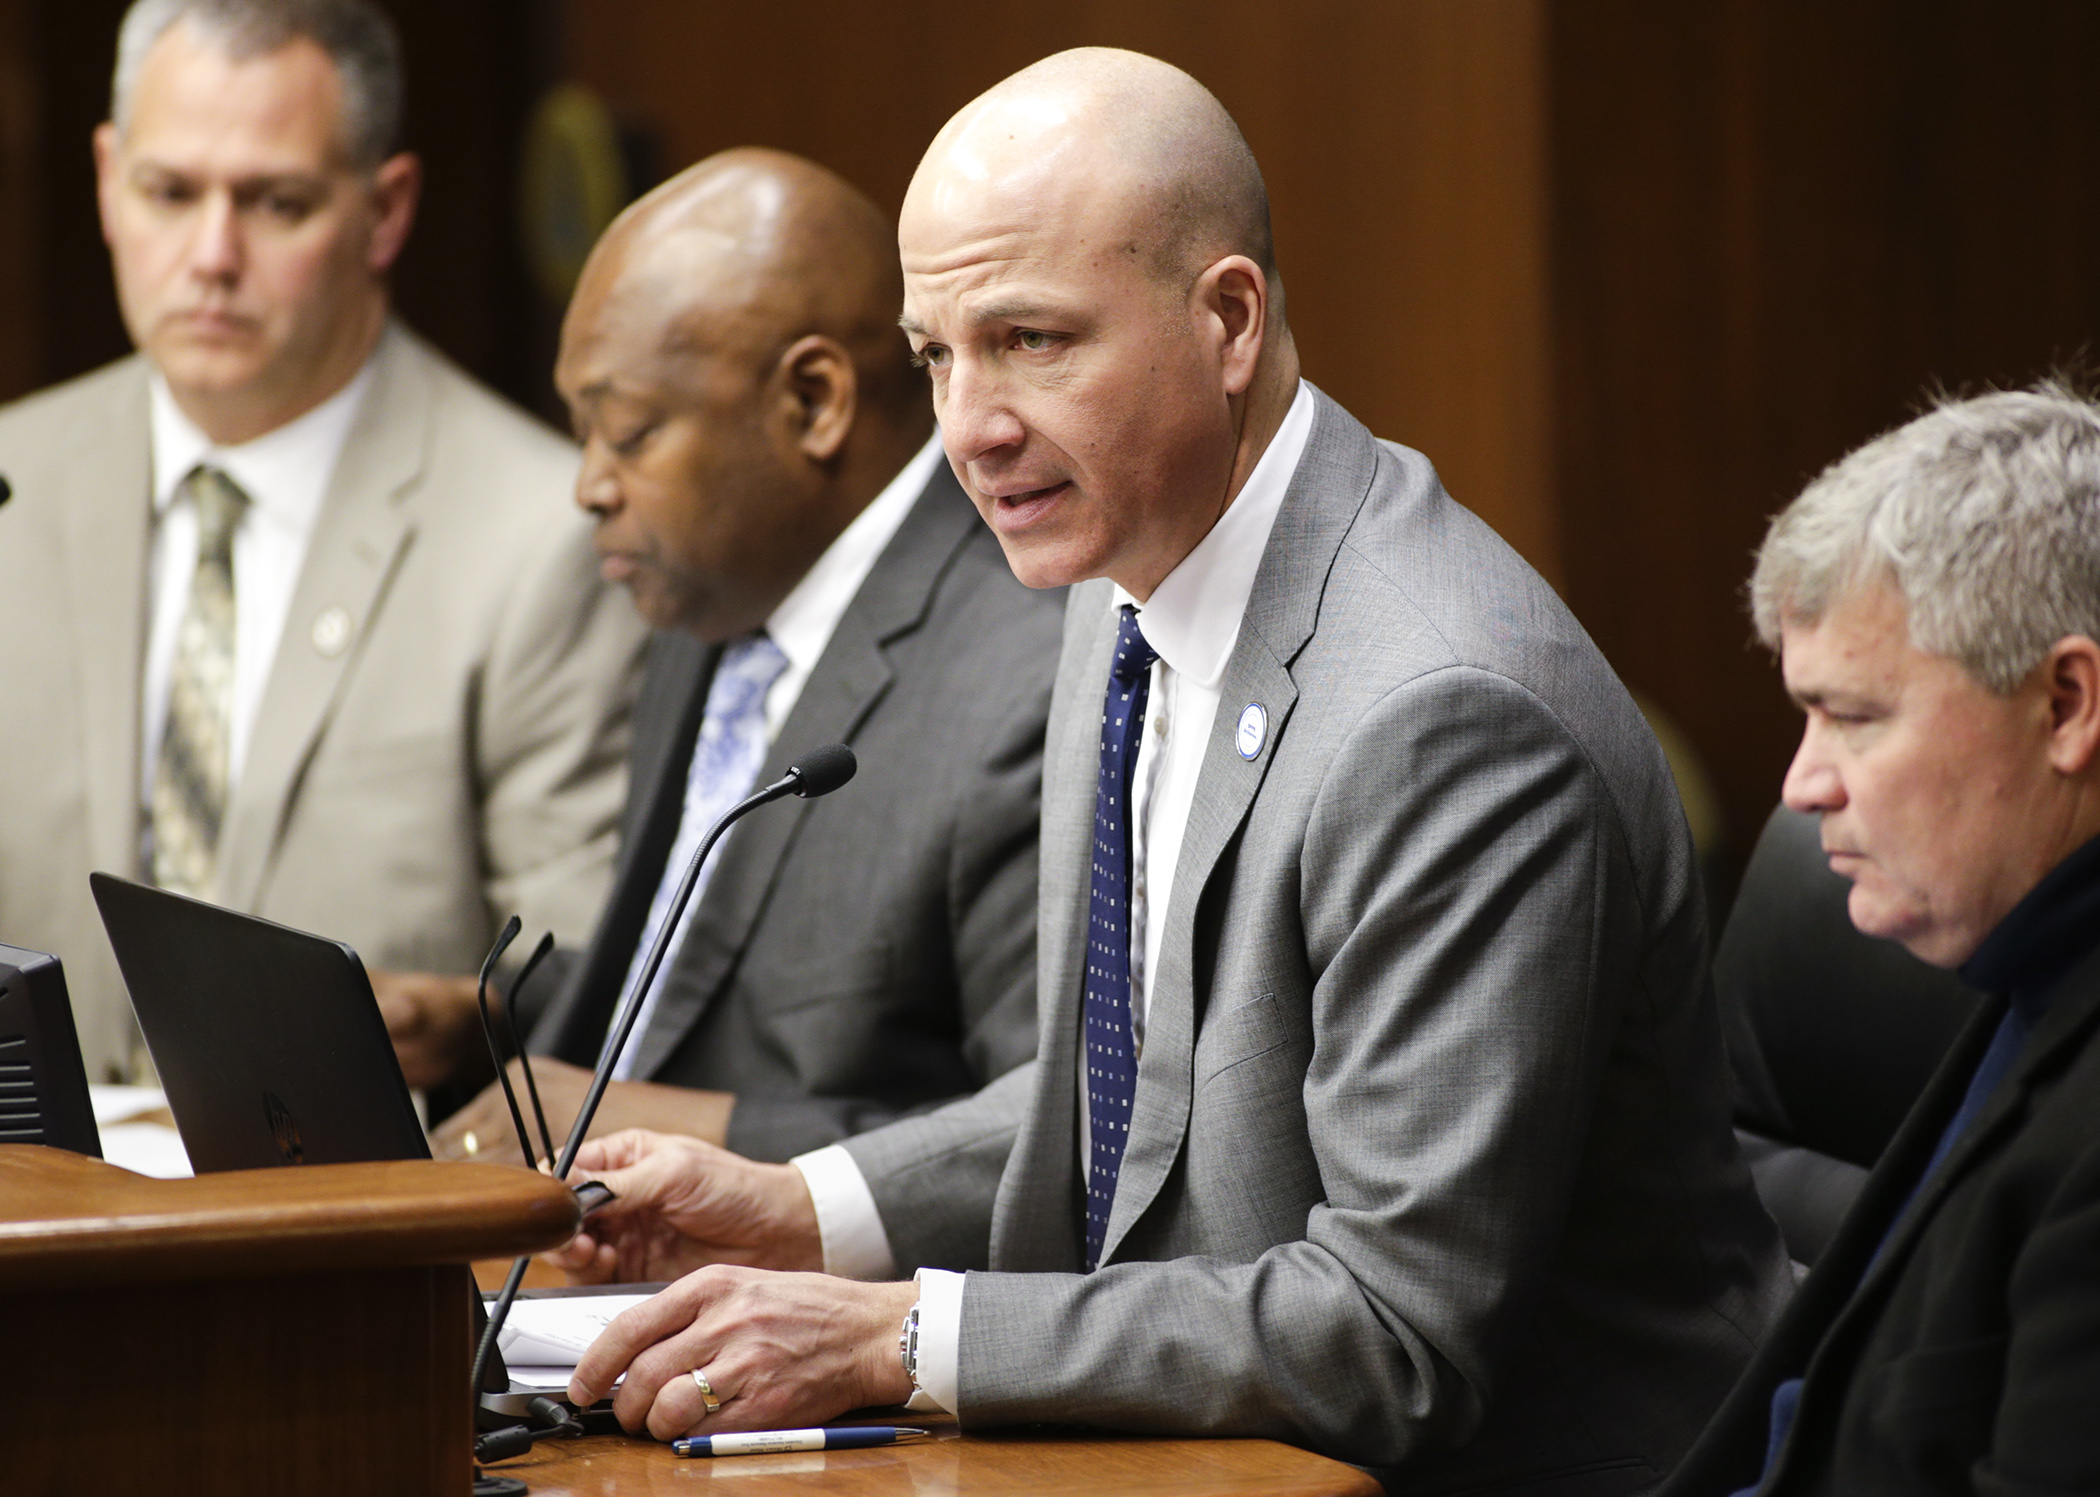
0,0 -> 644,1081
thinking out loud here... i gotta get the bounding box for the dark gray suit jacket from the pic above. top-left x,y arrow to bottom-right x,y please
530,462 -> 1061,1161
843,390 -> 1791,1489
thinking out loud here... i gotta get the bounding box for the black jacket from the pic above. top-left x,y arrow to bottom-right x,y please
1663,937 -> 2100,1495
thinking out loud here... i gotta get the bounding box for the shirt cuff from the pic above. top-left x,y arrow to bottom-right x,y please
909,1267 -> 966,1415
789,1145 -> 896,1281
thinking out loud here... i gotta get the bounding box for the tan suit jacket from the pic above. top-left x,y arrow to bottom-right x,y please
0,323 -> 647,1079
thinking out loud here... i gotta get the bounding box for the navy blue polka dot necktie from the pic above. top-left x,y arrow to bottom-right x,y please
1083,603 -> 1157,1271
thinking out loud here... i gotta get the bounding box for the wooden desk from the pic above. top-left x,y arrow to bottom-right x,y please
493,1419 -> 1380,1496
2,1158 -> 1371,1496
0,1146 -> 579,1497
470,1259 -> 1378,1493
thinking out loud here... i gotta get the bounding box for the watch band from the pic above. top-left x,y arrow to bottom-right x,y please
898,1301 -> 924,1397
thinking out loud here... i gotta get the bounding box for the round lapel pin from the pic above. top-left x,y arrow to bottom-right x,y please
1236,702 -> 1268,760
311,605 -> 353,658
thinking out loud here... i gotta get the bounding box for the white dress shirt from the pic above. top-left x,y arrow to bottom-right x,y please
142,361 -> 377,801
600,433 -> 944,1079
793,382 -> 1317,1414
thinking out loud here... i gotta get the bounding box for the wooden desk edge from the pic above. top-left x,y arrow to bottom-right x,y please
508,1422 -> 1384,1497
0,1147 -> 579,1288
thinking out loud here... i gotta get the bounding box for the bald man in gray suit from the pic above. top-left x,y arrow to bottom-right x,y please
551,49 -> 1789,1494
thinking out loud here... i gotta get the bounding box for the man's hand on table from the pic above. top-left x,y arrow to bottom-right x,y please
371,969 -> 486,1090
551,1129 -> 899,1442
546,1127 -> 825,1282
429,1059 -> 735,1167
568,1267 -> 918,1440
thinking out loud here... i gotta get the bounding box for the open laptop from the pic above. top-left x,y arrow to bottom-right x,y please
89,872 -> 622,1412
90,872 -> 425,1170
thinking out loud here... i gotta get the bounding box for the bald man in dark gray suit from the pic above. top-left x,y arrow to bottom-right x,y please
410,149 -> 1059,1166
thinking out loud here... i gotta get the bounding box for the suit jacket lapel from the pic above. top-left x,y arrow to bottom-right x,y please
535,632 -> 718,1065
627,464 -> 981,1079
215,326 -> 423,910
1832,944 -> 2100,1317
62,360 -> 154,885
991,589 -> 1120,1270
1751,959 -> 2100,1490
1098,389 -> 1381,1262
1668,990 -> 2008,1491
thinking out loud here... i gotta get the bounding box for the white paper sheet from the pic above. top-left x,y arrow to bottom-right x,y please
88,1084 -> 168,1126
497,1293 -> 655,1370
86,1088 -> 194,1177
97,1121 -> 194,1178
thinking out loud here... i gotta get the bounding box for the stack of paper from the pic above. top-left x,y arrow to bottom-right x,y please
497,1293 -> 654,1389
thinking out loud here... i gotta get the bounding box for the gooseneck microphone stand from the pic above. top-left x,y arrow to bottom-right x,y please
467,744 -> 857,1485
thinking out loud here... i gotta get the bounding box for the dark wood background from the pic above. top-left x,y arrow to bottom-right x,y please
3,0 -> 2095,893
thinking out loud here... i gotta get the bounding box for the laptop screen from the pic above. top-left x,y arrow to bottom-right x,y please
89,873 -> 427,1172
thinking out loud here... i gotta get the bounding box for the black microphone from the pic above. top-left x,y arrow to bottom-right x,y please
785,741 -> 856,798
0,474 -> 11,508
468,742 -> 858,1417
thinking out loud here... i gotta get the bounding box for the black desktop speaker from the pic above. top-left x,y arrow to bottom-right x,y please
0,943 -> 104,1157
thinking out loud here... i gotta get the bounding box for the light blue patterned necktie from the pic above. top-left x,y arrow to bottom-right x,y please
606,632 -> 790,1080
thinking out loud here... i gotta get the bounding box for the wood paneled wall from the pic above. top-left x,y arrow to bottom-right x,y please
1549,0 -> 2100,868
0,0 -> 37,401
4,1 -> 2096,884
562,0 -> 1562,586
562,0 -> 2100,870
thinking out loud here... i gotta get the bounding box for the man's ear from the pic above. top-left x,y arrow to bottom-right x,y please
2044,635 -> 2100,776
1195,254 -> 1268,399
93,122 -> 122,248
776,335 -> 856,464
365,152 -> 421,275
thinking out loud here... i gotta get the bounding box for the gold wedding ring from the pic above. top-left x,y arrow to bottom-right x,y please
692,1369 -> 721,1414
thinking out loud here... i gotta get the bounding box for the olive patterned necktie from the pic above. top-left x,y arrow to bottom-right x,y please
150,465 -> 250,902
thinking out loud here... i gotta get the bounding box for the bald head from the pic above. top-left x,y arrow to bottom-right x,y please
577,147 -> 917,423
899,49 -> 1299,600
912,47 -> 1276,294
558,148 -> 930,640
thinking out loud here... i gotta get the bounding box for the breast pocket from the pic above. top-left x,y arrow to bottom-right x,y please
306,728 -> 460,791
1196,991 -> 1294,1089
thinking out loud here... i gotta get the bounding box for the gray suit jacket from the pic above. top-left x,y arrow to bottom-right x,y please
530,462 -> 1060,1161
0,324 -> 647,1078
843,390 -> 1790,1490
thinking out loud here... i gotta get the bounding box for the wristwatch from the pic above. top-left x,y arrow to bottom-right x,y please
898,1302 -> 924,1399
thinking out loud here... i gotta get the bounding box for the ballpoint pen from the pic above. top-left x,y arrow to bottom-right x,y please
672,1425 -> 932,1458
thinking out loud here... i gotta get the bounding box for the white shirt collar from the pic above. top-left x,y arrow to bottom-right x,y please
148,355 -> 379,534
765,432 -> 946,679
1116,379 -> 1315,686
